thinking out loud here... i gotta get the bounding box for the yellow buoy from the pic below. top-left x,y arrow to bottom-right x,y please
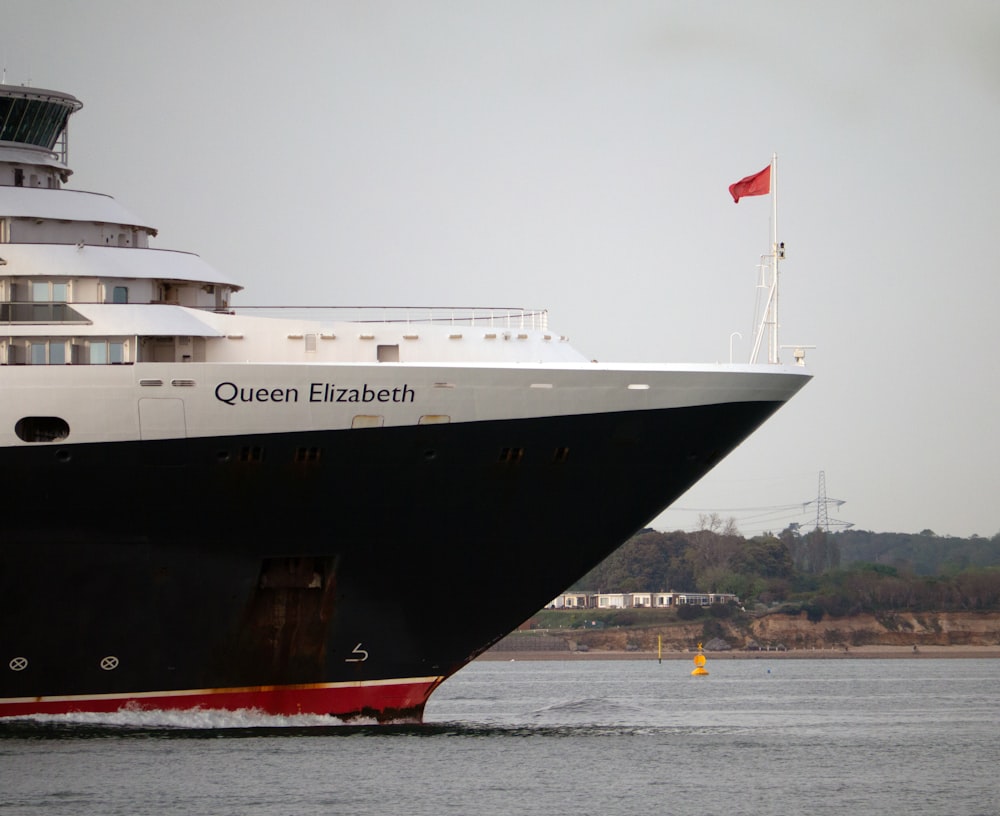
691,644 -> 709,676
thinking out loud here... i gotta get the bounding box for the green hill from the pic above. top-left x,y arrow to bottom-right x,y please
567,524 -> 1000,614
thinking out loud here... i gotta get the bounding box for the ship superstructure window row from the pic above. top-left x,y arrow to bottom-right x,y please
3,218 -> 149,247
0,97 -> 74,149
2,338 -> 128,365
0,276 -> 229,310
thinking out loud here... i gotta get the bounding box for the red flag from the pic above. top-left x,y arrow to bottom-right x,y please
728,165 -> 770,203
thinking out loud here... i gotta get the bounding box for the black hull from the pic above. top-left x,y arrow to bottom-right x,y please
0,400 -> 782,718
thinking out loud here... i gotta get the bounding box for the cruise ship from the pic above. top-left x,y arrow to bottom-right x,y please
0,83 -> 809,722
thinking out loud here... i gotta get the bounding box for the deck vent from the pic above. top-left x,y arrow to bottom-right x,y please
403,333 -> 419,340
226,334 -> 244,340
320,333 -> 336,340
433,382 -> 455,389
449,333 -> 463,340
484,332 -> 497,340
287,333 -> 304,339
627,383 -> 650,390
530,383 -> 553,389
359,333 -> 375,340
171,379 -> 196,387
139,379 -> 164,387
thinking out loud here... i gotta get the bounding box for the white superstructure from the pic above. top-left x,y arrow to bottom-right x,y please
0,83 -> 809,449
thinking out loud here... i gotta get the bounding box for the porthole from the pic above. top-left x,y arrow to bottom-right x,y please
498,447 -> 525,464
294,446 -> 322,463
239,446 -> 264,463
15,416 -> 70,443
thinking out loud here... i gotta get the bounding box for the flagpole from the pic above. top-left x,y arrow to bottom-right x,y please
770,152 -> 779,364
737,156 -> 781,365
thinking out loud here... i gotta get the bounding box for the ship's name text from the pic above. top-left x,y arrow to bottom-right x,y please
214,382 -> 415,406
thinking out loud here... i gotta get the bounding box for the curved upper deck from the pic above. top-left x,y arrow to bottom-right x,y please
0,243 -> 241,290
0,186 -> 156,233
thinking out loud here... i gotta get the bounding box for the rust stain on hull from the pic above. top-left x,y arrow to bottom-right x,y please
236,556 -> 340,681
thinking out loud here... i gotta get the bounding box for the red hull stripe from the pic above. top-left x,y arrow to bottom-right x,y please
0,676 -> 444,720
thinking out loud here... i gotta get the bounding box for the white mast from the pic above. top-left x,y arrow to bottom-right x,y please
749,152 -> 782,364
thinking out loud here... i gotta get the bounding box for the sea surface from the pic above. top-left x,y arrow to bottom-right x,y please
2,658 -> 999,815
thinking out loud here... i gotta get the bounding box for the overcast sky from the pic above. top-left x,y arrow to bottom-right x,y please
6,1 -> 999,538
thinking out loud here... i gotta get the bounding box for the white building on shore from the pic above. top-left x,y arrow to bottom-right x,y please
546,591 -> 739,610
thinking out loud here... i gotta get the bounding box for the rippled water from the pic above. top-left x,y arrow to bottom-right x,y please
2,658 -> 998,815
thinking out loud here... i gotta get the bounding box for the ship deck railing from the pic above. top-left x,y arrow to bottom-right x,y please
221,306 -> 549,331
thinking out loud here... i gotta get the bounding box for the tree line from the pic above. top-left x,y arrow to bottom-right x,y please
571,516 -> 1000,616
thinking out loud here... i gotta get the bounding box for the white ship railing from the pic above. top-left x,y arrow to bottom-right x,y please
223,306 -> 549,331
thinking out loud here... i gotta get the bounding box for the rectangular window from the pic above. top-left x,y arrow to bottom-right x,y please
90,342 -> 107,365
109,341 -> 125,364
112,286 -> 128,304
28,282 -> 68,304
30,343 -> 47,364
48,342 -> 66,365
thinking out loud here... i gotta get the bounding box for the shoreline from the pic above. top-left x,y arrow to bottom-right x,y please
478,644 -> 1000,661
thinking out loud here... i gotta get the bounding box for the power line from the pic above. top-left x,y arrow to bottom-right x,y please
662,471 -> 854,536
